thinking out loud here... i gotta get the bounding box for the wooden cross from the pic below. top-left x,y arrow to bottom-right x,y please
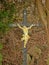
9,9 -> 40,65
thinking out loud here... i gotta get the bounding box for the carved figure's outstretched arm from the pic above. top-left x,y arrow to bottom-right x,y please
17,23 -> 23,29
28,24 -> 34,29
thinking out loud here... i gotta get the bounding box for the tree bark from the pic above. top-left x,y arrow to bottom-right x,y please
36,0 -> 49,44
46,0 -> 49,32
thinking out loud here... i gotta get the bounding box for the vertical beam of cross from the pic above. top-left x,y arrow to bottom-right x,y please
22,10 -> 27,26
21,9 -> 27,65
23,48 -> 27,65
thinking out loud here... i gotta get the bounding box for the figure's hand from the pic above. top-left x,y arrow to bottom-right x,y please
28,24 -> 34,29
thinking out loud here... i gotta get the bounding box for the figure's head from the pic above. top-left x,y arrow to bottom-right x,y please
23,26 -> 27,28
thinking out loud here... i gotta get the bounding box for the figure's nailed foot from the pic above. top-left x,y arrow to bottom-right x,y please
24,45 -> 26,48
24,42 -> 27,48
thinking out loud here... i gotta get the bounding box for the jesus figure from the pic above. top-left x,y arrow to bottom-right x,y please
17,23 -> 33,48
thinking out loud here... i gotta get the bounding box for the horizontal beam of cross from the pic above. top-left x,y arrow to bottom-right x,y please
9,23 -> 40,27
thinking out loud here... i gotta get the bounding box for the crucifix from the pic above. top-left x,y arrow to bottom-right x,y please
9,9 -> 40,65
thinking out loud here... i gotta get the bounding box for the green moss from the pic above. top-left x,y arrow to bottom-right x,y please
0,62 -> 2,65
0,53 -> 3,65
0,22 -> 10,33
0,43 -> 3,65
0,2 -> 17,33
0,53 -> 3,62
0,43 -> 3,50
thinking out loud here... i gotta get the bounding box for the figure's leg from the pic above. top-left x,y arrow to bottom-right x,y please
24,40 -> 28,48
24,36 -> 30,48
